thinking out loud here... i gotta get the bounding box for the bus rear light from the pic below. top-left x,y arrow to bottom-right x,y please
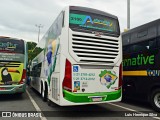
0,88 -> 6,90
115,63 -> 122,90
19,69 -> 26,84
62,59 -> 72,92
19,79 -> 25,84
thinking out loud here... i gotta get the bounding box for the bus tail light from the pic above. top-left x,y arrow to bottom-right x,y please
62,59 -> 72,92
115,63 -> 122,90
19,69 -> 26,84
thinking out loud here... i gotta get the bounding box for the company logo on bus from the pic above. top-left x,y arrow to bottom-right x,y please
92,31 -> 103,37
0,42 -> 18,49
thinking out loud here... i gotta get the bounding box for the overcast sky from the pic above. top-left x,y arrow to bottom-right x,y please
0,0 -> 160,43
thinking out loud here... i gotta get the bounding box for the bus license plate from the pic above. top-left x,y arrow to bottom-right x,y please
92,97 -> 102,102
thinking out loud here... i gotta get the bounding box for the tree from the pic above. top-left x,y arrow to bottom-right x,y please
27,42 -> 37,62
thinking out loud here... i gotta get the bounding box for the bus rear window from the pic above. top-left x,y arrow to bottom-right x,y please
0,38 -> 24,54
69,10 -> 120,36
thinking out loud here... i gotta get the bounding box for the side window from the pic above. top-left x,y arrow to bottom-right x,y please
34,65 -> 38,77
130,39 -> 156,53
148,39 -> 156,49
37,63 -> 42,77
57,12 -> 63,36
31,63 -> 42,77
52,21 -> 57,39
157,37 -> 160,48
49,19 -> 58,40
123,45 -> 130,54
137,30 -> 148,38
62,11 -> 65,27
130,44 -> 146,52
31,65 -> 36,77
122,35 -> 130,46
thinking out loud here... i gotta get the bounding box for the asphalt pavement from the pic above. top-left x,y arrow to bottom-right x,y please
0,85 -> 159,120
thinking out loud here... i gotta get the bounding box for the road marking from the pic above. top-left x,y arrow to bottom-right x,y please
107,103 -> 137,112
26,90 -> 47,120
107,103 -> 160,120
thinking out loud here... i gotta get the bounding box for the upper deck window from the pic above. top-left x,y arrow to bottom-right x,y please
69,9 -> 120,37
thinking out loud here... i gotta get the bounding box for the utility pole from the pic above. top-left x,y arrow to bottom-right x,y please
127,0 -> 130,30
35,24 -> 43,43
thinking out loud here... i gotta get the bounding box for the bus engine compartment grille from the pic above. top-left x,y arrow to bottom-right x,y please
52,77 -> 58,101
71,34 -> 120,64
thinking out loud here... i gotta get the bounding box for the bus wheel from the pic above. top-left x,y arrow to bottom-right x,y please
41,83 -> 45,101
42,88 -> 46,102
42,83 -> 48,102
150,89 -> 160,112
41,82 -> 43,96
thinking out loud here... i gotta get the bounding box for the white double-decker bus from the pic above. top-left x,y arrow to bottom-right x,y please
30,6 -> 122,106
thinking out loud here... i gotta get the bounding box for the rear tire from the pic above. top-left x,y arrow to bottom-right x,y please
122,90 -> 127,102
41,82 -> 43,96
42,88 -> 46,102
42,83 -> 48,102
150,89 -> 160,112
41,83 -> 46,102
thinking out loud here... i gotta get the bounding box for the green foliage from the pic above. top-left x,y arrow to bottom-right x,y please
27,42 -> 37,62
28,42 -> 37,50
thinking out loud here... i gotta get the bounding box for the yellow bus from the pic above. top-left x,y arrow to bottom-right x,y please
0,36 -> 28,94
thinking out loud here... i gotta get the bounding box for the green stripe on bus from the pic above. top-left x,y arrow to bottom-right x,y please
0,84 -> 26,94
63,89 -> 121,103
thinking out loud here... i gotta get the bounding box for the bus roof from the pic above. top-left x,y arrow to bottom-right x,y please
122,19 -> 160,35
122,19 -> 160,46
0,36 -> 25,41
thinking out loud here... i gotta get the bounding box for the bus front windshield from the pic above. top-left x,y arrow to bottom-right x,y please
69,10 -> 120,36
0,38 -> 24,62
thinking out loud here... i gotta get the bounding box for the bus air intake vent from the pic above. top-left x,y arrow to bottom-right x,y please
72,34 -> 119,64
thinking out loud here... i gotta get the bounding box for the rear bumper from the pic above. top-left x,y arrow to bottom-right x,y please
0,84 -> 26,94
63,88 -> 121,103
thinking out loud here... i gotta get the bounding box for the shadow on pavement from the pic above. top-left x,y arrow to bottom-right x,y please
122,97 -> 152,110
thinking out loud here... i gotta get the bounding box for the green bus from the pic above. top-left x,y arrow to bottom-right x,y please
0,36 -> 28,94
